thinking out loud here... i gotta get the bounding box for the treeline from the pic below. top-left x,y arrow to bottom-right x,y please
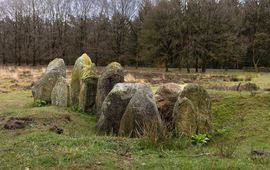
0,0 -> 270,72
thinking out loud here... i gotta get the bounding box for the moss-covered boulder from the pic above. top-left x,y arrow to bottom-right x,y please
155,83 -> 183,127
96,62 -> 124,117
173,84 -> 212,136
119,89 -> 161,137
32,58 -> 66,102
51,76 -> 69,107
79,76 -> 98,113
97,83 -> 151,134
70,53 -> 97,106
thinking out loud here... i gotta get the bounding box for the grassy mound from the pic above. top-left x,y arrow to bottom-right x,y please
0,89 -> 270,169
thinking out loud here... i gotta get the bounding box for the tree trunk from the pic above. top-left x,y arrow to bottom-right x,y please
195,56 -> 199,73
136,55 -> 139,69
202,59 -> 206,73
187,65 -> 190,73
252,40 -> 259,72
165,57 -> 169,72
2,52 -> 6,65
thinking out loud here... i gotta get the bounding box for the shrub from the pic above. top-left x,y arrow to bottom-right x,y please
33,99 -> 47,107
71,105 -> 83,113
192,134 -> 210,146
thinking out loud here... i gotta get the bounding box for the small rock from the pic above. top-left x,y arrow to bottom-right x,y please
251,150 -> 270,157
49,126 -> 64,134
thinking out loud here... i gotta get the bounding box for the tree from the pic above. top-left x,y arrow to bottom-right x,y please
139,0 -> 182,72
242,0 -> 270,71
0,0 -> 269,72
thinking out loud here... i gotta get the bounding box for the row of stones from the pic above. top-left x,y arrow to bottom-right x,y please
97,83 -> 212,137
32,53 -> 212,137
31,53 -> 120,112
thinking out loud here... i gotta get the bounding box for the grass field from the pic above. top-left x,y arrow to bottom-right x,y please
0,66 -> 270,169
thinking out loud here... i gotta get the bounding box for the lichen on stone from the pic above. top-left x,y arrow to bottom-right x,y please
81,64 -> 97,80
82,53 -> 92,65
70,53 -> 97,106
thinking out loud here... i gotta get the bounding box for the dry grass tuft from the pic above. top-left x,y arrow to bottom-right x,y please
136,120 -> 174,147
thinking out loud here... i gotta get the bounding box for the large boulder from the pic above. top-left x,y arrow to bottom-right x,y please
97,83 -> 151,133
70,53 -> 97,106
96,62 -> 124,116
32,58 -> 66,102
155,83 -> 183,126
119,89 -> 161,137
173,84 -> 212,136
51,76 -> 69,107
79,76 -> 98,113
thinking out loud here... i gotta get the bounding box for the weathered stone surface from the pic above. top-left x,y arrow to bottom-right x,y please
96,62 -> 124,116
173,84 -> 212,136
79,76 -> 98,113
70,53 -> 97,106
96,83 -> 151,133
51,76 -> 69,107
173,97 -> 197,136
155,83 -> 183,126
119,89 -> 161,137
32,58 -> 66,102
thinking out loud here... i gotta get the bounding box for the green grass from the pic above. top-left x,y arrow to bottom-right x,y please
0,88 -> 270,169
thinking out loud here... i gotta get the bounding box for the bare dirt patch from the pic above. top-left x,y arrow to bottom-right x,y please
4,117 -> 33,130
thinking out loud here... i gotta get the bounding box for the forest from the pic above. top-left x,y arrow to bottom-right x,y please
0,0 -> 270,72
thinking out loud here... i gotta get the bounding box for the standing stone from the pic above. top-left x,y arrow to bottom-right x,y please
79,76 -> 98,113
173,97 -> 197,136
155,83 -> 183,126
173,84 -> 212,136
51,76 -> 69,107
70,53 -> 97,106
96,62 -> 124,117
97,83 -> 151,134
119,90 -> 161,137
32,58 -> 66,102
